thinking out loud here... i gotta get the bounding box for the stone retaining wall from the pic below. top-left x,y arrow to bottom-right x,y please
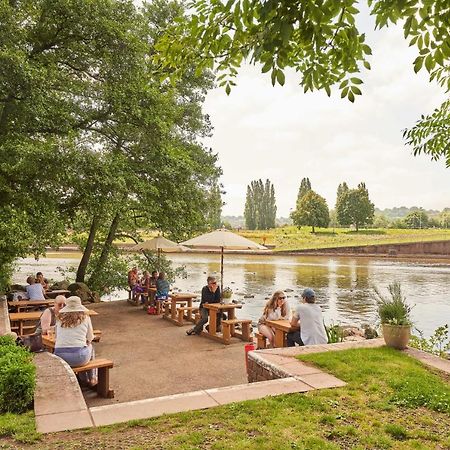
283,240 -> 450,257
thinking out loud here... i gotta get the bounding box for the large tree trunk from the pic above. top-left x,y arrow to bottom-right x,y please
76,215 -> 99,282
88,213 -> 120,287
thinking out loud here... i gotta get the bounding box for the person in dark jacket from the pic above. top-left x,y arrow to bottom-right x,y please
186,276 -> 221,335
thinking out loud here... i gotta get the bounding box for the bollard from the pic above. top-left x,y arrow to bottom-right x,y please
244,342 -> 256,371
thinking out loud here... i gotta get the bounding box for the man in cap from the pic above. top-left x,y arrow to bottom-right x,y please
287,288 -> 327,347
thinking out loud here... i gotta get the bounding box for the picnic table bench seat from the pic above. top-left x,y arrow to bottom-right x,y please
221,319 -> 253,345
256,332 -> 267,349
72,358 -> 114,398
176,306 -> 199,326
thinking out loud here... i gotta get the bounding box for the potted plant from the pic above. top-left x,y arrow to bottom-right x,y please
222,287 -> 233,304
374,282 -> 412,349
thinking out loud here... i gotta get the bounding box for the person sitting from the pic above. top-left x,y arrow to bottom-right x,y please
149,271 -> 158,287
186,275 -> 221,335
258,291 -> 289,347
25,276 -> 46,301
35,272 -> 49,291
53,296 -> 97,387
287,288 -> 327,347
141,271 -> 151,304
128,266 -> 142,302
155,272 -> 170,300
35,295 -> 66,335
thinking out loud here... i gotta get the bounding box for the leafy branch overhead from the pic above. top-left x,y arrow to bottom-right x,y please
156,1 -> 449,98
156,0 -> 450,163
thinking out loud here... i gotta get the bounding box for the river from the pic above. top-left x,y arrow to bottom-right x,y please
14,252 -> 450,336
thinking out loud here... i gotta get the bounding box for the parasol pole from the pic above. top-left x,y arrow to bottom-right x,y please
157,248 -> 161,271
220,246 -> 224,301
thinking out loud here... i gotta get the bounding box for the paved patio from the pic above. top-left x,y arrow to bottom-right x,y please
82,300 -> 249,407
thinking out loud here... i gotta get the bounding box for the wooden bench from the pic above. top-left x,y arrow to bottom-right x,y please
222,319 -> 253,345
256,332 -> 267,349
72,358 -> 114,398
176,306 -> 199,326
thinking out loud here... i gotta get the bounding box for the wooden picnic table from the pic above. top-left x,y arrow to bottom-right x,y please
9,310 -> 99,335
162,293 -> 198,325
202,303 -> 243,344
42,330 -> 102,351
45,290 -> 70,298
265,319 -> 299,348
8,299 -> 55,312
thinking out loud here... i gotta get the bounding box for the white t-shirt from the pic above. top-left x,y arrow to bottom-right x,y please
293,303 -> 327,345
26,283 -> 45,300
259,307 -> 288,324
55,316 -> 94,348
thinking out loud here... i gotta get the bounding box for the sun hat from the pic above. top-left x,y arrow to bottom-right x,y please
301,288 -> 315,299
59,296 -> 88,313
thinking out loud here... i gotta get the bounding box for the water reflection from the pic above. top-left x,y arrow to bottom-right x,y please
14,252 -> 450,336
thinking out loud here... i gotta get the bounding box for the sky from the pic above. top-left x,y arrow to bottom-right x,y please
202,13 -> 449,217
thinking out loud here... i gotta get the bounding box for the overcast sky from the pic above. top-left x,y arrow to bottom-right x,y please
202,15 -> 449,217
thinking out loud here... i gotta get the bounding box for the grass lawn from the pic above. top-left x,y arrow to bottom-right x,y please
2,347 -> 449,449
239,226 -> 450,251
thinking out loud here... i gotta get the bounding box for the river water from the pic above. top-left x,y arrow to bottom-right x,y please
14,252 -> 450,336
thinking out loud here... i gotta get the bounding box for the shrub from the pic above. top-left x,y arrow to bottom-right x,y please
0,336 -> 36,413
373,282 -> 412,326
325,323 -> 344,343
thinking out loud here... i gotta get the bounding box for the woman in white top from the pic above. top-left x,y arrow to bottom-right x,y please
54,296 -> 97,386
258,291 -> 289,347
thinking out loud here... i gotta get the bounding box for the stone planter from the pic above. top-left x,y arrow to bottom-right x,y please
382,324 -> 411,350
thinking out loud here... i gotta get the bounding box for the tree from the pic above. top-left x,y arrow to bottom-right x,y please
291,191 -> 329,233
297,178 -> 312,203
0,0 -> 221,291
336,182 -> 349,202
336,182 -> 375,231
404,211 -> 429,229
156,1 -> 450,164
244,179 -> 276,229
206,184 -> 224,229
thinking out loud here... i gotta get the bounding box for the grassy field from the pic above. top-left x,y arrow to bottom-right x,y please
2,347 -> 449,449
239,226 -> 450,251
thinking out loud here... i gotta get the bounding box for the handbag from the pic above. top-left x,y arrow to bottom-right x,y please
147,305 -> 157,315
17,333 -> 43,352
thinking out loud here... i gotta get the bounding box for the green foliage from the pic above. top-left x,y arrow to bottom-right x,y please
222,287 -> 233,298
244,179 -> 277,230
291,190 -> 329,233
0,0 -> 221,292
0,337 -> 35,414
205,183 -> 224,229
410,324 -> 450,358
404,210 -> 429,229
156,0 -> 450,165
296,178 -> 312,203
325,323 -> 344,344
373,282 -> 412,326
335,182 -> 375,231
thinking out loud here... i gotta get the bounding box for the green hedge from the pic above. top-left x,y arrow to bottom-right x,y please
0,336 -> 36,413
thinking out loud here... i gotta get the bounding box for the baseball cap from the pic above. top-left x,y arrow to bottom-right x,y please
302,288 -> 315,299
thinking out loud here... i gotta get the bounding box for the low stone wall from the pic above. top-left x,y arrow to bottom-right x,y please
247,339 -> 385,383
284,240 -> 450,257
247,351 -> 289,382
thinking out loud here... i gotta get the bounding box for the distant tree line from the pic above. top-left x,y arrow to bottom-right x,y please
239,177 -> 449,232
